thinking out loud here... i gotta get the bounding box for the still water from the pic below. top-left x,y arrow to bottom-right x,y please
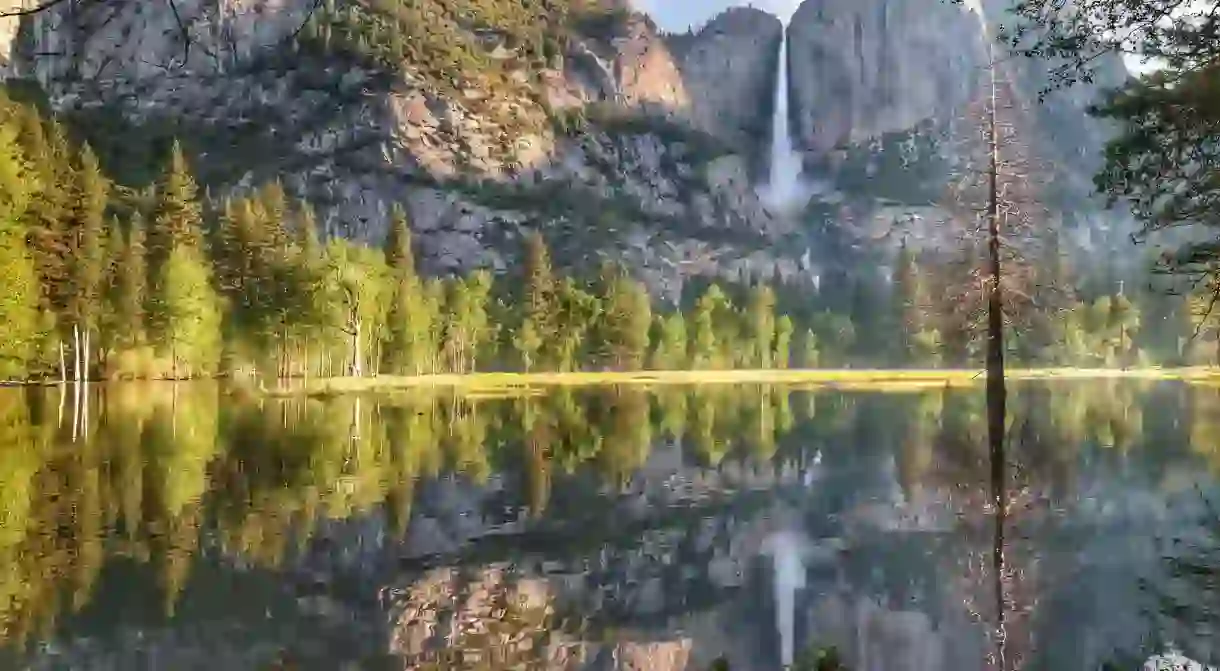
0,381 -> 1218,670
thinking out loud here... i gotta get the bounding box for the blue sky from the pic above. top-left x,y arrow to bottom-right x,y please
634,0 -> 1145,72
633,0 -> 801,30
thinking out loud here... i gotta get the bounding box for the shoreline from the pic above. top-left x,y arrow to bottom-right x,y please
5,367 -> 1220,396
260,366 -> 1220,396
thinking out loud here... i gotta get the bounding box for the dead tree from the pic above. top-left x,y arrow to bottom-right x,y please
935,47 -> 1060,671
936,56 -> 1056,366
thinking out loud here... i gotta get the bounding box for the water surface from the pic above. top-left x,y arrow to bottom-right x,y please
0,380 -> 1217,670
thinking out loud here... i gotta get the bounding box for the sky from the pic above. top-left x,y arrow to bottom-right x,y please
632,0 -> 801,31
632,0 -> 1147,73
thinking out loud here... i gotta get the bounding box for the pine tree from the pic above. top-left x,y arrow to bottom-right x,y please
597,263 -> 652,370
383,205 -> 436,375
892,240 -> 924,365
516,232 -> 556,371
799,328 -> 820,369
64,142 -> 108,380
552,277 -> 600,373
773,315 -> 794,369
691,285 -> 724,369
21,114 -> 74,377
295,199 -> 321,257
324,240 -> 389,377
651,311 -> 688,370
148,141 -> 204,283
109,212 -> 148,353
441,270 -> 494,374
155,246 -> 222,378
0,122 -> 40,379
745,283 -> 777,368
147,142 -> 216,377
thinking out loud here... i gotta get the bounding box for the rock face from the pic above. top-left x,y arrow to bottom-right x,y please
787,0 -> 987,154
783,0 -> 1130,275
668,7 -> 783,151
0,1 -> 791,287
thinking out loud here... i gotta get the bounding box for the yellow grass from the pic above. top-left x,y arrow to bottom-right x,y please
255,366 -> 1220,398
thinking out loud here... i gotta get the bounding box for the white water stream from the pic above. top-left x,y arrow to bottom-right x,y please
759,25 -> 807,214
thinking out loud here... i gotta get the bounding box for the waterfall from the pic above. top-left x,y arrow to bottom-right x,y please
760,26 -> 806,214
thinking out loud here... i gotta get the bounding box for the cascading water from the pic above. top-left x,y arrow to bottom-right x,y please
760,25 -> 805,214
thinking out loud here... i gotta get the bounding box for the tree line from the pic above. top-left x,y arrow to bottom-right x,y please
0,94 -> 817,382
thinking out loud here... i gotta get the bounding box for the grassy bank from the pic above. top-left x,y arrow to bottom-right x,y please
254,366 -> 1220,398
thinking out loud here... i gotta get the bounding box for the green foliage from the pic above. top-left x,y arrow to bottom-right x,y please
104,213 -> 148,355
148,141 -> 205,278
798,329 -> 820,368
651,311 -> 688,370
152,246 -> 223,378
774,315 -> 794,369
64,143 -> 108,337
0,124 -> 39,378
596,262 -> 652,370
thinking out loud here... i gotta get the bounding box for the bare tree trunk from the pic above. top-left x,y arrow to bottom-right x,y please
83,328 -> 91,382
73,324 -> 82,383
350,320 -> 363,377
58,341 -> 66,386
984,46 -> 1009,671
56,381 -> 65,429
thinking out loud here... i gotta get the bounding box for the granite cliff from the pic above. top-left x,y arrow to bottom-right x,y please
783,0 -> 1130,282
0,0 -> 787,295
0,0 -> 1125,292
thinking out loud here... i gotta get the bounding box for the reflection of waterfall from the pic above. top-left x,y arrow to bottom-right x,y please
763,531 -> 808,668
759,27 -> 807,214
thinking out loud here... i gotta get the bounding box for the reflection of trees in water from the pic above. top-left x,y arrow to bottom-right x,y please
2,381 -> 1220,664
0,383 -> 804,650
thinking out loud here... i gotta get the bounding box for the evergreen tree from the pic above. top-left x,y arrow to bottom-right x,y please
799,328 -> 820,369
0,123 -> 40,379
892,240 -> 924,364
148,141 -> 204,283
295,199 -> 321,257
553,278 -> 600,373
323,239 -> 389,377
105,212 -> 148,358
745,283 -> 777,368
773,315 -> 793,369
1109,293 -> 1140,367
147,143 -> 217,377
441,270 -> 494,374
597,263 -> 651,370
65,142 -> 108,379
18,111 -> 71,314
651,311 -> 688,370
690,284 -> 726,369
157,246 -> 222,378
516,232 -> 556,371
383,205 -> 436,375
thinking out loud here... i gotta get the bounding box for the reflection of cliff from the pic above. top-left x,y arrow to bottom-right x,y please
386,564 -> 697,670
1,380 -> 1215,668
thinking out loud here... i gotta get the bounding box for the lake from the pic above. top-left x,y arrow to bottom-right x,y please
0,380 -> 1218,670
